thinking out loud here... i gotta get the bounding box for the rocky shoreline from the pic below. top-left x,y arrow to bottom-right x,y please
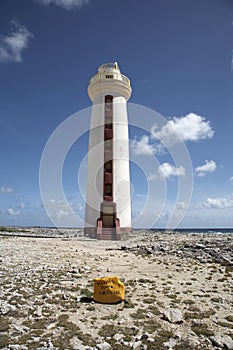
0,229 -> 232,349
119,231 -> 233,267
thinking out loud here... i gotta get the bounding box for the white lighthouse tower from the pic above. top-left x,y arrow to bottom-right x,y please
85,62 -> 132,240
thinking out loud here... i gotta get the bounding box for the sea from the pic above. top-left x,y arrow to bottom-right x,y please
148,228 -> 233,235
0,226 -> 233,238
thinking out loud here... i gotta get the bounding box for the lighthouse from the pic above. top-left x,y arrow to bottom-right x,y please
84,62 -> 132,240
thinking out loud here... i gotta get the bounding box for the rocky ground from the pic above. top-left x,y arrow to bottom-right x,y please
0,228 -> 232,350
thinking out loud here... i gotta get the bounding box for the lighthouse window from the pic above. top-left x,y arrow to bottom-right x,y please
105,184 -> 112,196
106,74 -> 113,79
105,106 -> 112,113
106,116 -> 112,125
105,161 -> 112,173
105,95 -> 113,103
105,139 -> 112,149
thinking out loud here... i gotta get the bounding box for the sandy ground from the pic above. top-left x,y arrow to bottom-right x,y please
0,231 -> 232,349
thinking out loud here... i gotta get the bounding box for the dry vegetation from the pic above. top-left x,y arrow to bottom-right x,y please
0,229 -> 232,349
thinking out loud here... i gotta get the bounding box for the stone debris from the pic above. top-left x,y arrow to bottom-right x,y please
163,309 -> 183,324
119,231 -> 233,267
113,333 -> 124,341
0,229 -> 232,349
34,305 -> 43,317
96,342 -> 111,350
0,301 -> 17,315
132,340 -> 142,349
163,338 -> 177,349
210,335 -> 233,349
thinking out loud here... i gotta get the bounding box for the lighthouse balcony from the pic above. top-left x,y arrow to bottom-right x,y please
89,72 -> 130,86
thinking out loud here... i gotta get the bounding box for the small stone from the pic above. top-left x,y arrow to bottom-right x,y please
0,301 -> 17,315
12,324 -> 29,334
174,331 -> 182,340
113,333 -> 124,341
196,243 -> 205,249
141,333 -> 150,340
134,336 -> 141,341
71,269 -> 78,274
200,259 -> 208,263
73,346 -> 93,350
78,267 -> 86,273
163,338 -> 177,349
210,335 -> 233,349
96,342 -> 111,350
46,323 -> 56,330
163,309 -> 183,324
132,340 -> 142,349
34,305 -> 42,317
147,338 -> 154,343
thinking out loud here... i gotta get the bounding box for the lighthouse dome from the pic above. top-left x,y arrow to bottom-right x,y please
98,62 -> 120,74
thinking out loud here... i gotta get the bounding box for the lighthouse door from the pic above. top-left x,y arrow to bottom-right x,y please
102,205 -> 115,228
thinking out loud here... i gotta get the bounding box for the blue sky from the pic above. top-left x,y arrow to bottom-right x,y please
0,0 -> 233,228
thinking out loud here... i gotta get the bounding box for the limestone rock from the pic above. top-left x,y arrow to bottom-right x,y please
163,309 -> 183,324
132,341 -> 142,349
96,342 -> 111,350
210,335 -> 233,349
73,345 -> 94,350
34,305 -> 42,317
163,338 -> 177,349
0,301 -> 17,315
113,333 -> 124,341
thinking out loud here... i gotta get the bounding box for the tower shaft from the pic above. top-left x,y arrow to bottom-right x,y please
85,63 -> 132,240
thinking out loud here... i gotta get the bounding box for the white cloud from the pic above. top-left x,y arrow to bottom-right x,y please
171,201 -> 189,219
0,20 -> 33,63
195,160 -> 217,177
147,173 -> 157,181
35,0 -> 89,10
230,176 -> 233,181
19,202 -> 25,209
49,200 -> 71,218
56,209 -> 69,218
130,135 -> 158,156
47,198 -> 84,218
158,162 -> 185,179
204,197 -> 233,209
131,113 -> 214,157
176,201 -> 187,209
0,186 -> 13,193
7,208 -> 20,216
151,113 -> 214,147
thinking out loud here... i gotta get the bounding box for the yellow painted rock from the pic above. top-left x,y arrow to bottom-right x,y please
93,276 -> 124,304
